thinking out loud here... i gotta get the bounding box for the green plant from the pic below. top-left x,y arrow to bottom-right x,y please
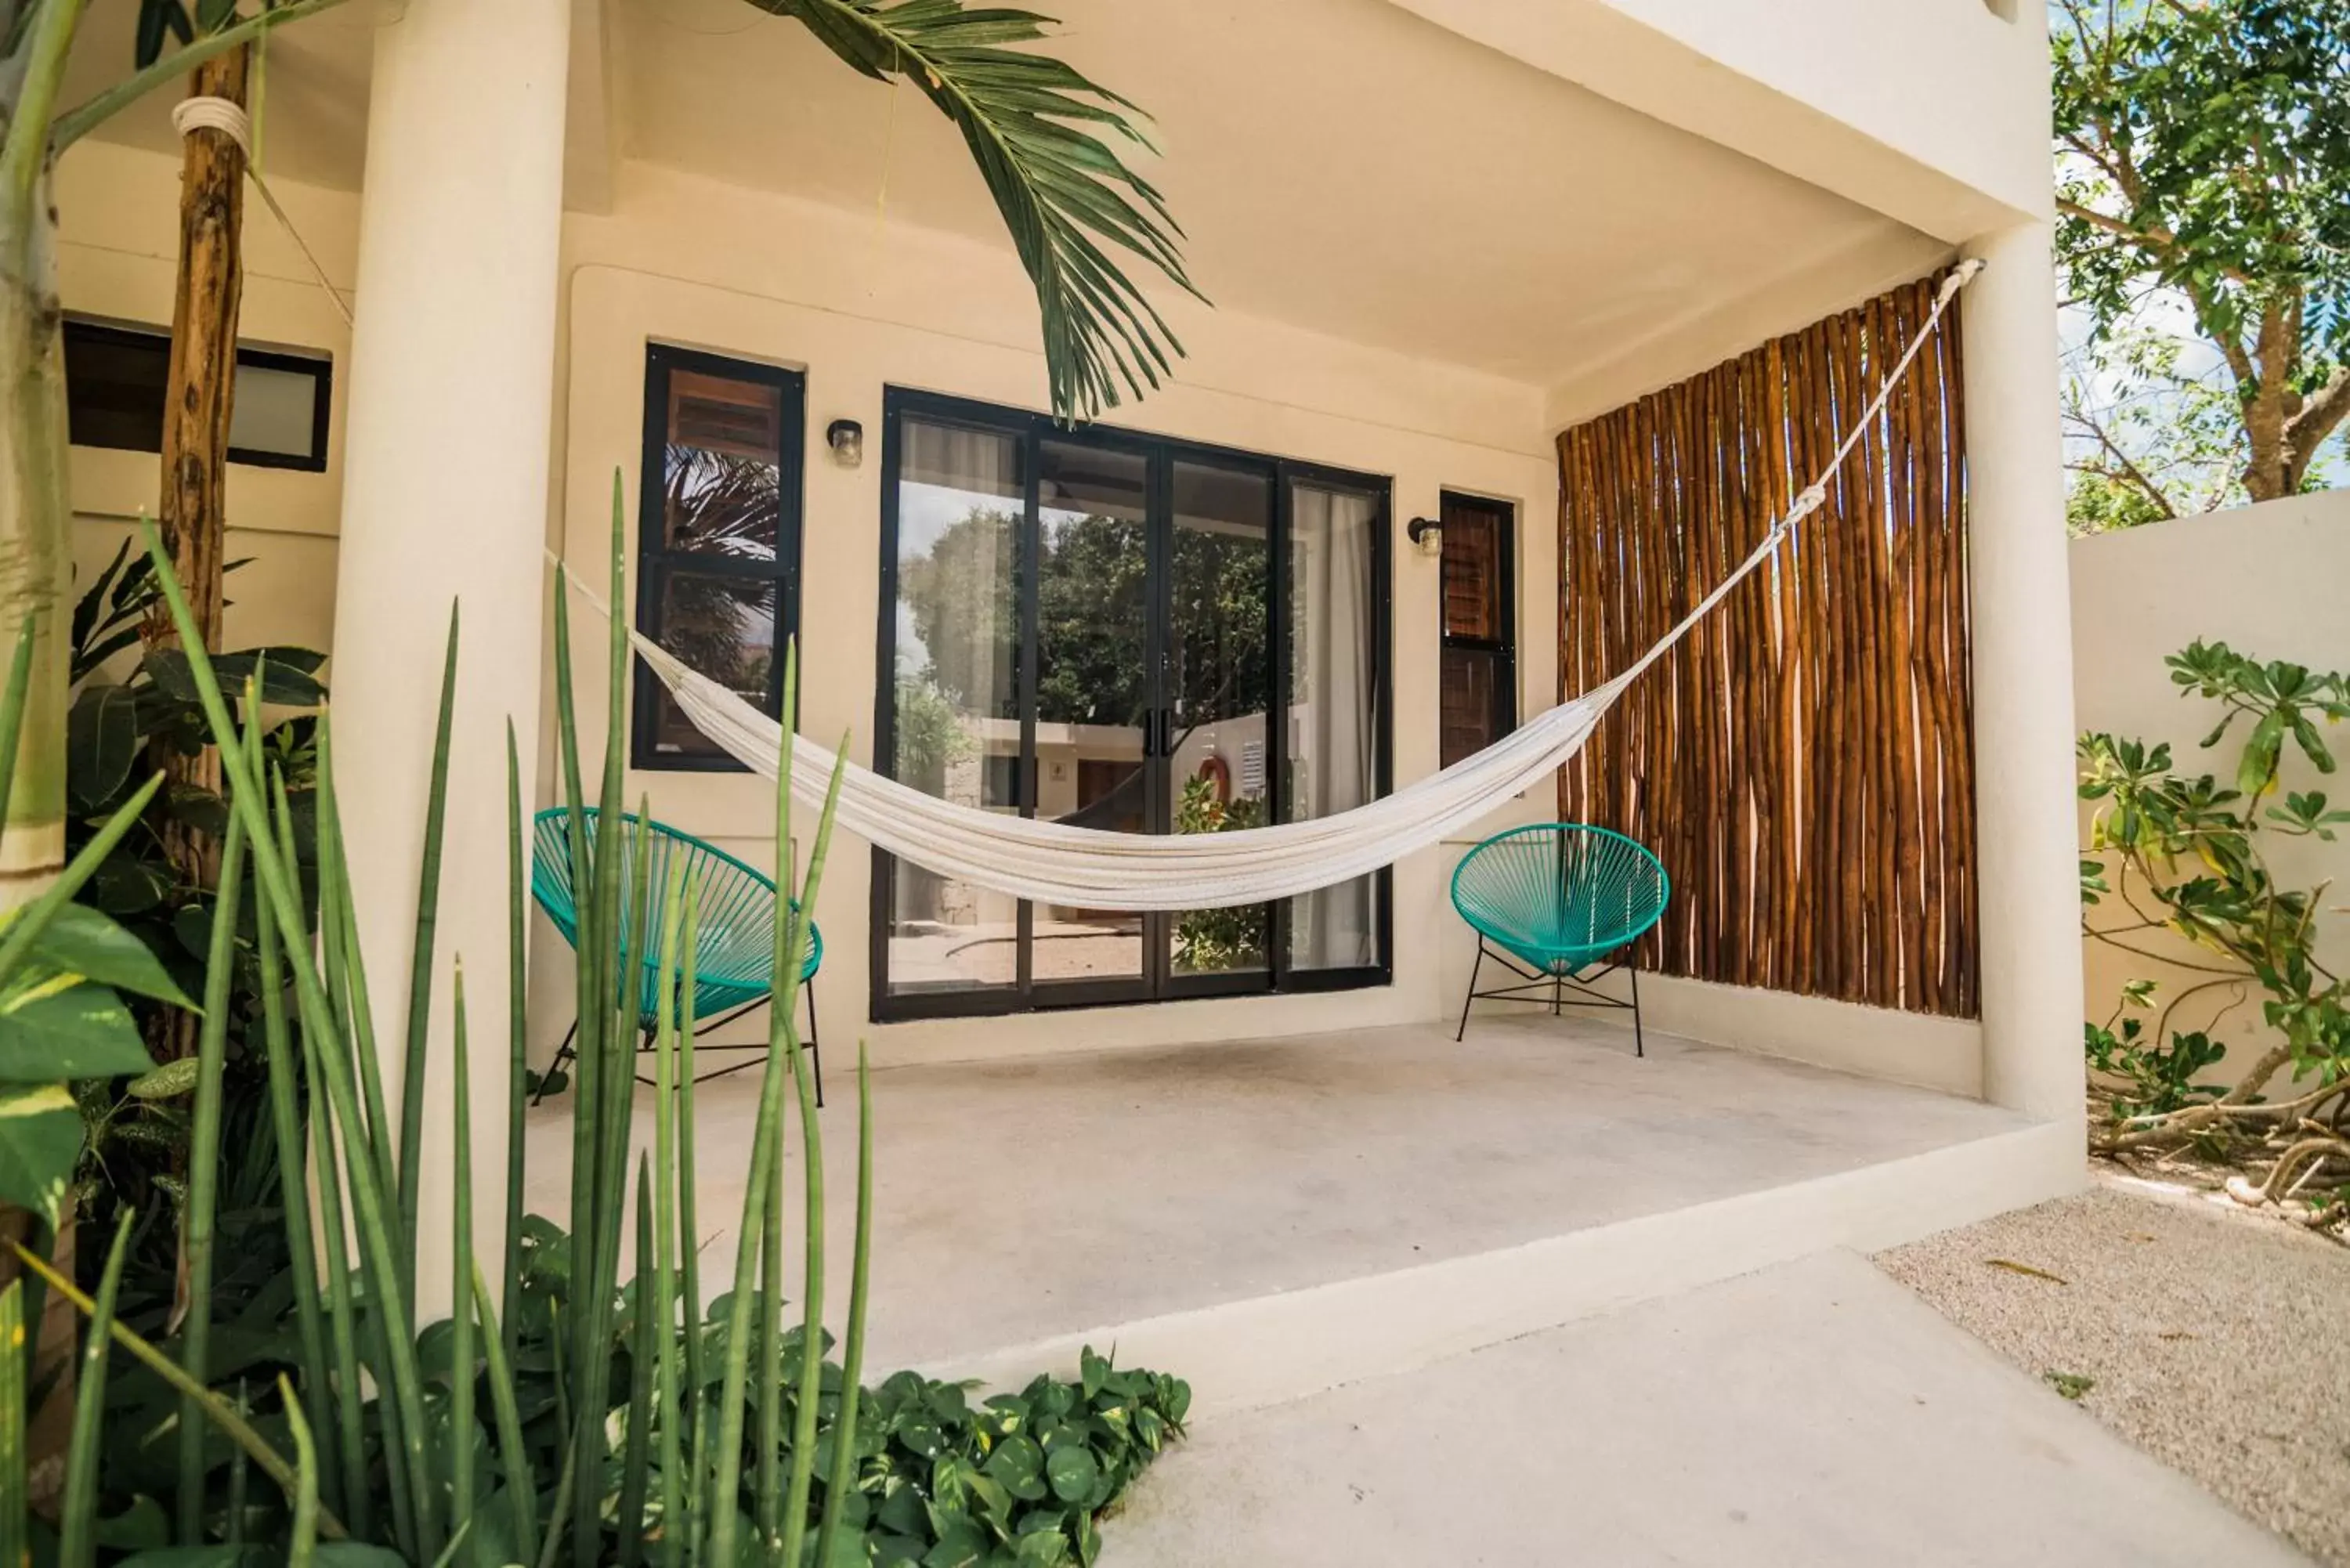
2053,0 -> 2350,512
5,483 -> 1188,1567
2077,639 -> 2350,1227
60,543 -> 327,1305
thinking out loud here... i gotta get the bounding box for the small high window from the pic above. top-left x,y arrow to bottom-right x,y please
1438,492 -> 1515,769
63,316 -> 331,471
632,345 -> 806,770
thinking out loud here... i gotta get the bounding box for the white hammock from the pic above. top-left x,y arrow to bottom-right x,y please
582,262 -> 1979,911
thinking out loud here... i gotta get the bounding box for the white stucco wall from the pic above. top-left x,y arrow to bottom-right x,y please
2070,491 -> 2350,1088
544,161 -> 1564,1069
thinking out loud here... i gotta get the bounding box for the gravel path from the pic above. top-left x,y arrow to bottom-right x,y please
1876,1176 -> 2350,1567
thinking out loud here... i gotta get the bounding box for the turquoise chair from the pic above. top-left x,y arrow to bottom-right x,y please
529,807 -> 823,1104
1450,823 -> 1669,1053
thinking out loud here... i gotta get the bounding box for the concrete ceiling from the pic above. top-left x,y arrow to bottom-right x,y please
71,0 -> 1947,399
616,0 -> 1943,393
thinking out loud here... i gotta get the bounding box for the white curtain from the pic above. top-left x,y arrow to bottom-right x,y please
1289,481 -> 1378,969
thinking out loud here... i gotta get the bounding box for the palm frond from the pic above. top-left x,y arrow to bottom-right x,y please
754,0 -> 1204,419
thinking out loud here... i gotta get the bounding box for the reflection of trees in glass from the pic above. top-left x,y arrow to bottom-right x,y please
660,575 -> 775,701
1173,775 -> 1267,971
893,670 -> 971,793
898,507 -> 1021,721
900,506 -> 1268,729
664,443 -> 779,562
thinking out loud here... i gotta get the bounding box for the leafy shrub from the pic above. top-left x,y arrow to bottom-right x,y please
2077,641 -> 2350,1216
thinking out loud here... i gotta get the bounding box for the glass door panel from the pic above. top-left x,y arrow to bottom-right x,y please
1167,460 -> 1274,979
1032,439 -> 1152,992
883,419 -> 1023,998
1287,477 -> 1383,972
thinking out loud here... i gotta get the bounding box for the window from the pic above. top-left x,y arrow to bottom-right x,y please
63,316 -> 331,471
1438,492 -> 1514,769
874,389 -> 1390,1019
632,346 -> 805,770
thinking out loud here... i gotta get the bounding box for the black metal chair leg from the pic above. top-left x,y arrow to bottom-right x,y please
1455,941 -> 1484,1042
804,972 -> 823,1108
1630,963 -> 1645,1058
530,1019 -> 580,1106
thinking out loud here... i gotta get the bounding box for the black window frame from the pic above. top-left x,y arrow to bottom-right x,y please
630,344 -> 808,773
1437,490 -> 1517,769
870,386 -> 1394,1022
63,315 -> 333,473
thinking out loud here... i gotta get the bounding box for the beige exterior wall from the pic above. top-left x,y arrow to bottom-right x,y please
60,139 -> 357,663
546,162 -> 1561,1068
2070,491 -> 2350,1087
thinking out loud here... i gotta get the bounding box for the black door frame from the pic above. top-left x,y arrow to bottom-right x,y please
870,387 -> 1394,1022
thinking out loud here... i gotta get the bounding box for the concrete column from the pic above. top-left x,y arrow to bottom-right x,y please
1961,220 -> 2084,1123
328,0 -> 570,1312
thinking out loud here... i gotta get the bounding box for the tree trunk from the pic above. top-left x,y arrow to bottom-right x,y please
143,45 -> 248,1062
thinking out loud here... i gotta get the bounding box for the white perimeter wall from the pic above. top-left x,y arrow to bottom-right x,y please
2070,490 -> 2350,1087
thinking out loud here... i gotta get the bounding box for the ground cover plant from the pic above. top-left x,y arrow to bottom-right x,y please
0,487 -> 1188,1566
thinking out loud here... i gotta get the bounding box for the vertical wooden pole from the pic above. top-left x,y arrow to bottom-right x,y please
143,46 -> 251,1007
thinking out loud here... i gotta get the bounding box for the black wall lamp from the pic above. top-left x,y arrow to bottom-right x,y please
826,417 -> 864,468
1406,515 -> 1443,558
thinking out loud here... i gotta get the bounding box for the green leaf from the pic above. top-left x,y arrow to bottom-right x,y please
126,1057 -> 203,1099
0,1084 -> 84,1227
1043,1443 -> 1097,1505
757,0 -> 1199,419
69,685 -> 141,809
982,1433 -> 1047,1502
19,902 -> 196,1006
87,854 -> 172,917
95,1496 -> 172,1550
0,978 -> 157,1080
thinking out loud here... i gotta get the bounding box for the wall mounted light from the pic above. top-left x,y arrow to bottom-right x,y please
1406,515 -> 1444,558
826,417 -> 864,468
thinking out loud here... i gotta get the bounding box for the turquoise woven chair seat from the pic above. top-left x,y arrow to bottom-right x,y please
1450,823 -> 1668,1052
530,807 -> 822,1100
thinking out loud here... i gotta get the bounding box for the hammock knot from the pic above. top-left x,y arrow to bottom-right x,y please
1788,483 -> 1828,521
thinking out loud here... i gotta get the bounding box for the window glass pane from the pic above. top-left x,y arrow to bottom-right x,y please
227,359 -> 324,461
1033,439 -> 1148,985
1441,645 -> 1504,769
1288,479 -> 1381,971
63,324 -> 169,453
645,572 -> 775,761
1170,460 -> 1271,977
661,370 -> 782,563
887,418 -> 1023,995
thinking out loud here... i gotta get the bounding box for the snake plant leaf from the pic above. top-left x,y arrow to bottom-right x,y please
750,0 -> 1201,421
0,977 -> 157,1081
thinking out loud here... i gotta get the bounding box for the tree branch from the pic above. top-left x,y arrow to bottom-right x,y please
2286,365 -> 2350,473
2063,403 -> 2182,518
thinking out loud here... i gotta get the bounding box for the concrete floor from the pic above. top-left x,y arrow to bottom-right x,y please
1106,1251 -> 2314,1566
523,1014 -> 2028,1376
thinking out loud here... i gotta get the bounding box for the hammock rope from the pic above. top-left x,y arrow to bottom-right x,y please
566,261 -> 1981,911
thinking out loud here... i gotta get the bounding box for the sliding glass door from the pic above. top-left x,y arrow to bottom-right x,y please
873,391 -> 1390,1019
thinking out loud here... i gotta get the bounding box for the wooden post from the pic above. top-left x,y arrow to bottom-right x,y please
144,45 -> 249,1058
